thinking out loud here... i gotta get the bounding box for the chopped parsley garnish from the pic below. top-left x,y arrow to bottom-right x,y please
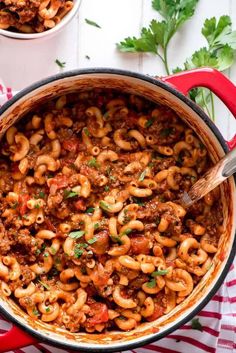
99,201 -> 110,211
104,185 -> 110,191
85,207 -> 95,214
146,279 -> 156,288
87,157 -> 100,169
84,127 -> 90,136
132,197 -> 145,206
63,189 -> 79,199
69,230 -> 85,239
50,246 -> 57,255
34,203 -> 40,209
45,307 -> 50,313
33,308 -> 39,316
74,243 -> 88,258
85,18 -> 101,28
151,269 -> 168,277
145,118 -> 154,128
38,191 -> 45,199
191,318 -> 203,331
109,175 -> 116,182
139,170 -> 147,181
55,59 -> 66,68
38,280 -> 50,290
110,235 -> 123,245
122,228 -> 132,235
94,223 -> 99,230
160,127 -> 173,137
35,249 -> 41,256
43,252 -> 49,258
87,237 -> 97,244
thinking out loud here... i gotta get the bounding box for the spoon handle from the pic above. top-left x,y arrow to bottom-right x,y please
180,148 -> 236,208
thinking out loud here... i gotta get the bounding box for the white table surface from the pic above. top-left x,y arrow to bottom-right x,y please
0,0 -> 235,141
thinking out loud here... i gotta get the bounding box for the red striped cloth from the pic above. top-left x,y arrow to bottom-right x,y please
0,87 -> 235,353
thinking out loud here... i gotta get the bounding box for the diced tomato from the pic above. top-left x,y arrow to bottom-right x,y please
130,236 -> 150,255
146,303 -> 164,322
18,194 -> 30,216
74,198 -> 86,211
62,138 -> 79,153
91,230 -> 110,255
48,174 -> 68,190
87,303 -> 109,326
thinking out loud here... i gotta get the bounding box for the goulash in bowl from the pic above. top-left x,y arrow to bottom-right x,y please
0,89 -> 223,333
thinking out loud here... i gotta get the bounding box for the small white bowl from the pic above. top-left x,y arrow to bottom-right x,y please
0,0 -> 81,39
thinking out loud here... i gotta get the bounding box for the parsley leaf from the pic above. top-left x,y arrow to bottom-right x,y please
191,318 -> 203,331
146,278 -> 156,288
110,235 -> 123,245
99,201 -> 110,211
69,230 -> 85,239
85,18 -> 101,28
145,118 -> 154,128
85,207 -> 95,214
139,170 -> 147,181
37,280 -> 50,290
151,269 -> 169,276
87,237 -> 97,244
55,59 -> 66,68
117,0 -> 199,74
87,157 -> 100,169
63,190 -> 79,199
38,191 -> 45,199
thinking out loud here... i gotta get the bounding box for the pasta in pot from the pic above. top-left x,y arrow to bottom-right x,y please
0,0 -> 74,33
0,89 -> 223,333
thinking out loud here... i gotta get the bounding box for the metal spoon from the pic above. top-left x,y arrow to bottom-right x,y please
180,148 -> 236,208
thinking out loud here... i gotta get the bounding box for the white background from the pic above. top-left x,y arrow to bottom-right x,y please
0,0 -> 235,141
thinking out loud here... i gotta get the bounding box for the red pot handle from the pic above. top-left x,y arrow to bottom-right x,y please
0,325 -> 37,352
162,67 -> 236,150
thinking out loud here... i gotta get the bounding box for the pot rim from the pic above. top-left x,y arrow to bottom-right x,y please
0,67 -> 235,352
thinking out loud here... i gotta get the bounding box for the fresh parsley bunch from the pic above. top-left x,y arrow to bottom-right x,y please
175,16 -> 236,120
117,1 -> 236,121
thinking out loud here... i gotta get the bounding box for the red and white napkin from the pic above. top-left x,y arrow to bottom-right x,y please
0,87 -> 235,353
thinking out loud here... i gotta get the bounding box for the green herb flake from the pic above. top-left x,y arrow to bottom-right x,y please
85,18 -> 101,28
110,235 -> 123,245
146,278 -> 156,288
63,189 -> 78,199
122,228 -> 132,235
104,185 -> 110,192
160,128 -> 173,137
69,230 -> 85,239
55,59 -> 66,68
151,269 -> 169,277
38,191 -> 45,199
45,307 -> 50,313
33,308 -> 39,316
34,203 -> 40,209
87,237 -> 97,244
43,252 -> 49,258
38,280 -> 50,290
85,207 -> 95,214
139,170 -> 147,181
84,127 -> 90,136
35,249 -> 41,256
99,201 -> 110,211
87,157 -> 100,169
132,197 -> 145,207
145,118 -> 154,128
191,318 -> 203,331
50,246 -> 57,255
94,223 -> 99,230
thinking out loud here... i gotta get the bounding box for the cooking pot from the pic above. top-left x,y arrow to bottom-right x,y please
0,67 -> 235,352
